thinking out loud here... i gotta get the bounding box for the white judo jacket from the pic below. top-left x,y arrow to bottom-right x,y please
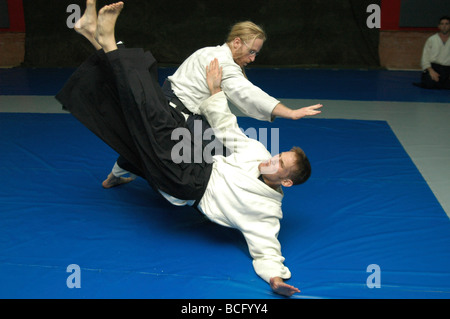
198,91 -> 291,284
168,43 -> 280,122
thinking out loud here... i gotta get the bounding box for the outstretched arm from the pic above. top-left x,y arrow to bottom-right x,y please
207,58 -> 322,120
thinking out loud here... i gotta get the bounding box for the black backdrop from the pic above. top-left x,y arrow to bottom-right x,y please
22,0 -> 380,68
0,0 -> 9,28
400,0 -> 450,28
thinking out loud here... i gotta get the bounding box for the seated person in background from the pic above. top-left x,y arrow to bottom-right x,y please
415,16 -> 450,90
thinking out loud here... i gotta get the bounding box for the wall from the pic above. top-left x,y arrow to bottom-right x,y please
0,0 -> 25,67
379,0 -> 439,70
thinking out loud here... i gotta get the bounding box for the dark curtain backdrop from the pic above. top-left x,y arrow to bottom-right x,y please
22,0 -> 380,68
0,0 -> 9,28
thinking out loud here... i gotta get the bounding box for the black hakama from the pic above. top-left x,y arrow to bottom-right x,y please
56,48 -> 212,201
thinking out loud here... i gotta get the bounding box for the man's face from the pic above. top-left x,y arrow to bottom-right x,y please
438,19 -> 450,35
259,151 -> 297,186
233,38 -> 264,68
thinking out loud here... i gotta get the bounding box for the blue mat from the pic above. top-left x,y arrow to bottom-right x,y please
0,113 -> 449,299
1,67 -> 449,103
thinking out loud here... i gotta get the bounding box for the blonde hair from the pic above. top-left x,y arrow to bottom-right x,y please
226,21 -> 266,44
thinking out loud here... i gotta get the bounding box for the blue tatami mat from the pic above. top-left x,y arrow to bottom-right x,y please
0,113 -> 449,299
247,68 -> 450,103
1,67 -> 448,103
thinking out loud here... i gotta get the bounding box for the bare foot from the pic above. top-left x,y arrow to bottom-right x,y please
95,2 -> 124,53
102,172 -> 134,189
74,0 -> 101,49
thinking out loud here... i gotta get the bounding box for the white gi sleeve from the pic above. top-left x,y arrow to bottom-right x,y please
198,91 -> 251,153
421,36 -> 434,70
220,61 -> 280,122
244,219 -> 291,283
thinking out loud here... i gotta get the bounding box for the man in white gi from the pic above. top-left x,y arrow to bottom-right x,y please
166,21 -> 308,122
60,1 -> 322,297
415,16 -> 450,89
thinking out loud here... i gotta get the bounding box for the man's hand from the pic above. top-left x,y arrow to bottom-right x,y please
206,58 -> 223,95
428,68 -> 440,82
270,277 -> 300,297
291,104 -> 323,119
272,103 -> 323,120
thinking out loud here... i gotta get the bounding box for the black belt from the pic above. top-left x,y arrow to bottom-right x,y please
162,79 -> 193,116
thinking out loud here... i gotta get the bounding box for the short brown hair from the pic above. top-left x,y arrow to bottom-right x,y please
289,147 -> 311,185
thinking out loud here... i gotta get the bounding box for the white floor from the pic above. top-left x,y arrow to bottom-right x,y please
1,95 -> 449,218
